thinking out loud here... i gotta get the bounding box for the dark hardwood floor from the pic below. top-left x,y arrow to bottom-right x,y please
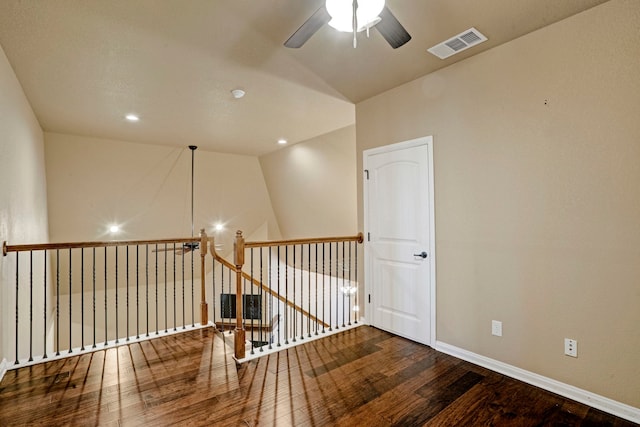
0,326 -> 636,426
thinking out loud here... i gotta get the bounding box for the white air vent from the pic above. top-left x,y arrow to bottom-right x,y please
427,27 -> 488,59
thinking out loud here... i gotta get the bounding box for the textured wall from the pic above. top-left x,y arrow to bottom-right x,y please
0,44 -> 49,365
356,0 -> 640,408
44,133 -> 281,252
260,125 -> 357,239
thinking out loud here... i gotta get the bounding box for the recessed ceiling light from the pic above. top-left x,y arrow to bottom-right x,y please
231,89 -> 245,99
277,139 -> 287,145
125,114 -> 140,122
109,225 -> 120,234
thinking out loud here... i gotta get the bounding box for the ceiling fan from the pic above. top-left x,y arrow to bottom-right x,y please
284,0 -> 411,49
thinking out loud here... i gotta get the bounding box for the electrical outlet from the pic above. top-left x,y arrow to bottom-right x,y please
491,320 -> 502,337
564,338 -> 578,357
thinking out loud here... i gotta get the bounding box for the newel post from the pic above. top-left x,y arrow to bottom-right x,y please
233,230 -> 246,359
200,229 -> 208,326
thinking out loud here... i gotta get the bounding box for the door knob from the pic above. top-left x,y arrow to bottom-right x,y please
413,251 -> 428,259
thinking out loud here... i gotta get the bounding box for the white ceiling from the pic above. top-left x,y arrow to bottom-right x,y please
0,0 -> 608,156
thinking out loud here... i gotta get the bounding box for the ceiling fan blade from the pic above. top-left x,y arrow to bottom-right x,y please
152,242 -> 199,255
284,6 -> 331,48
152,247 -> 176,253
376,6 -> 411,49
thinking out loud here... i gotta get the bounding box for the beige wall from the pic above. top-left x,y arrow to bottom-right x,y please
45,133 -> 281,252
0,44 -> 49,364
356,0 -> 640,408
259,125 -> 357,239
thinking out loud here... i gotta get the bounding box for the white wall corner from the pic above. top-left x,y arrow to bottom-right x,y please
435,341 -> 640,424
0,357 -> 8,383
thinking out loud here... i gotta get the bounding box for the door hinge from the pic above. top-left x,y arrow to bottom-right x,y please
368,294 -> 371,303
364,169 -> 369,180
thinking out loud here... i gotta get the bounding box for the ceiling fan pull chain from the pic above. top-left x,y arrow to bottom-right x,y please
353,0 -> 358,48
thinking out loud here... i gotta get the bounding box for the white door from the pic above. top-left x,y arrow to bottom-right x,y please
364,137 -> 435,346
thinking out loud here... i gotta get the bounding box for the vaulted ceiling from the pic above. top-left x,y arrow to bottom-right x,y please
0,0 -> 608,156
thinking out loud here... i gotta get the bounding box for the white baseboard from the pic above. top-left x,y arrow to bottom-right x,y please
435,341 -> 640,424
0,358 -> 7,383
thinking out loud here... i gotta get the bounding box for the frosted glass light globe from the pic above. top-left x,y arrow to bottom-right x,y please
326,0 -> 384,33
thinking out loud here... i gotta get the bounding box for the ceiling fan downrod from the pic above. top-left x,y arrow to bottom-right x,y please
188,145 -> 197,239
186,145 -> 199,252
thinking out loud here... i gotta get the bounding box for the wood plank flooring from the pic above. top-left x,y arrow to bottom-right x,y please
0,326 -> 636,426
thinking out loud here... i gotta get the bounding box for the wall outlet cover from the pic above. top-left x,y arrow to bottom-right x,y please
492,320 -> 502,337
564,338 -> 578,357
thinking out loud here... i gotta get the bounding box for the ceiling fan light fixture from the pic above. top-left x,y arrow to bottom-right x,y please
326,0 -> 384,33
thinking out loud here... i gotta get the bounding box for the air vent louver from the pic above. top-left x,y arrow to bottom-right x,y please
428,27 -> 487,59
459,31 -> 481,45
445,38 -> 466,51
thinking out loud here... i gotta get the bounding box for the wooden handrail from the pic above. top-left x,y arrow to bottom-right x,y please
233,231 -> 246,358
244,233 -> 363,249
3,237 -> 200,255
3,230 -> 361,362
3,232 -> 213,364
228,231 -> 363,359
199,230 -> 209,325
3,233 -> 210,336
209,238 -> 329,328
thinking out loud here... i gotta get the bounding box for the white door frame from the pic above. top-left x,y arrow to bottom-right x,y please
363,136 -> 437,347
